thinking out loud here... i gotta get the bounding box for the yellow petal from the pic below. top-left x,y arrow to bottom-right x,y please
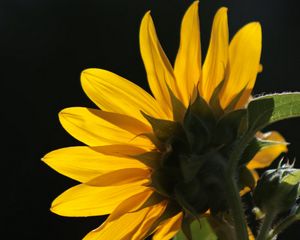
83,200 -> 167,240
219,22 -> 262,108
247,131 -> 288,170
200,7 -> 229,102
86,168 -> 151,186
59,107 -> 154,149
153,212 -> 183,240
43,146 -> 148,183
81,68 -> 168,123
132,201 -> 168,240
174,1 -> 201,107
51,182 -> 149,217
140,12 -> 176,119
240,169 -> 259,196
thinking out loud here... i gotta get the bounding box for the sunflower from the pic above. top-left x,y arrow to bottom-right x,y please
43,1 -> 287,239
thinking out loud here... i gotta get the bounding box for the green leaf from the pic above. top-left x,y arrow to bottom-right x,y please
174,218 -> 217,240
247,93 -> 300,133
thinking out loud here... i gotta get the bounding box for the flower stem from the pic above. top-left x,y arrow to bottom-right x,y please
256,211 -> 276,240
225,137 -> 251,240
225,176 -> 249,240
267,214 -> 297,240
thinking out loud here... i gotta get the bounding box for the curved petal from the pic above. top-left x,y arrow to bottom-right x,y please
247,131 -> 288,170
200,7 -> 228,102
174,1 -> 201,107
132,201 -> 168,240
81,68 -> 168,123
86,168 -> 151,186
152,212 -> 183,240
51,182 -> 149,217
42,146 -> 148,183
84,200 -> 167,240
140,12 -> 176,119
59,107 -> 154,149
219,22 -> 262,108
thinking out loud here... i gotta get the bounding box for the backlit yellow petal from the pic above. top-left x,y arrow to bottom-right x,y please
81,68 -> 168,123
83,200 -> 167,240
42,146 -> 148,183
174,1 -> 201,107
219,22 -> 262,108
59,107 -> 154,149
86,168 -> 151,186
51,182 -> 149,217
247,131 -> 287,169
140,12 -> 176,119
200,7 -> 228,102
153,212 -> 183,240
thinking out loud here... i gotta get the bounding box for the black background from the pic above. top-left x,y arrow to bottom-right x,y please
1,0 -> 300,239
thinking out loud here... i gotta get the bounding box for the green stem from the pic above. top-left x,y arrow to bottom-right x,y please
267,214 -> 297,240
256,211 -> 276,240
225,137 -> 251,240
225,176 -> 249,240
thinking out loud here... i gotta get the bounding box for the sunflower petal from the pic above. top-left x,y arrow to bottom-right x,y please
200,7 -> 228,102
51,182 -> 148,217
42,146 -> 148,183
81,68 -> 167,122
219,22 -> 262,108
86,168 -> 150,186
140,12 -> 176,119
152,212 -> 183,240
59,107 -> 153,149
132,201 -> 168,240
83,200 -> 167,240
174,1 -> 201,107
247,131 -> 287,169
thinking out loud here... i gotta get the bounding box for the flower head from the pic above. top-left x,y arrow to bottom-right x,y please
43,1 -> 287,239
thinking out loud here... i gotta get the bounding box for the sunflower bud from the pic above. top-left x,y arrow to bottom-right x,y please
253,161 -> 300,215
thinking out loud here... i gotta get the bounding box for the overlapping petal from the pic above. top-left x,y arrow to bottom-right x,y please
200,7 -> 228,102
81,68 -> 168,123
248,131 -> 288,169
174,1 -> 201,106
152,212 -> 183,240
140,12 -> 177,119
84,197 -> 167,240
43,146 -> 148,183
51,182 -> 149,217
219,22 -> 262,108
59,107 -> 154,149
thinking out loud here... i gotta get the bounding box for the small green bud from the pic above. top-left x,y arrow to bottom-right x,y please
253,160 -> 300,214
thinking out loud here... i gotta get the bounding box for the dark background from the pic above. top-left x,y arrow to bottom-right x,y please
1,0 -> 299,239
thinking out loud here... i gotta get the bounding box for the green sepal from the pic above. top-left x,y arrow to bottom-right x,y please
224,86 -> 247,113
167,84 -> 187,122
209,80 -> 225,117
190,95 -> 216,130
212,109 -> 248,146
240,137 -> 288,166
183,108 -> 210,153
133,191 -> 165,212
130,151 -> 161,169
247,93 -> 300,134
141,112 -> 183,143
282,169 -> 300,197
239,165 -> 256,190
